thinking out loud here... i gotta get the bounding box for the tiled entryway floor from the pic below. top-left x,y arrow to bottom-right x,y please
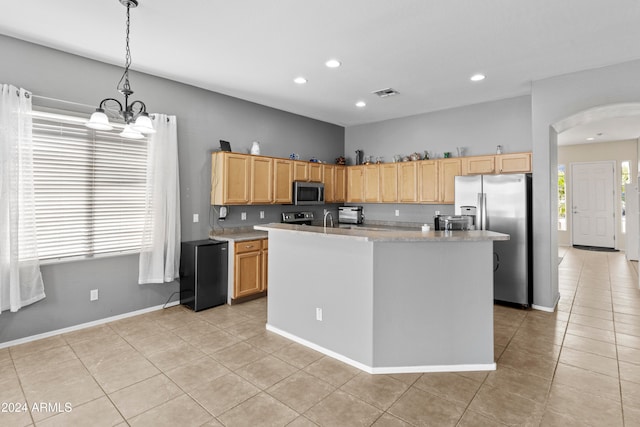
1,247 -> 639,426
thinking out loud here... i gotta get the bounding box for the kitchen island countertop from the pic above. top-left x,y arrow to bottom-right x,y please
254,222 -> 509,242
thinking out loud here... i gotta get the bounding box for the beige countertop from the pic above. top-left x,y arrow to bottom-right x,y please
254,223 -> 509,242
209,228 -> 268,242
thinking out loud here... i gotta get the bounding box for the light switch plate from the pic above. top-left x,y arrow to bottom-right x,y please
395,209 -> 400,216
90,289 -> 98,301
241,212 -> 247,221
193,213 -> 199,223
260,211 -> 265,219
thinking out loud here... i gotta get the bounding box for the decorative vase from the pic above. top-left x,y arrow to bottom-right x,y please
250,141 -> 260,155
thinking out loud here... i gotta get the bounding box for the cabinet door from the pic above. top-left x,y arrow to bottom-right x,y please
273,159 -> 293,204
293,161 -> 309,181
334,166 -> 346,202
363,165 -> 381,202
250,156 -> 273,204
418,160 -> 439,202
220,153 -> 250,204
380,163 -> 398,203
347,166 -> 364,202
309,163 -> 323,182
234,250 -> 261,298
398,162 -> 418,203
462,156 -> 495,175
323,165 -> 336,202
497,153 -> 531,173
439,159 -> 461,204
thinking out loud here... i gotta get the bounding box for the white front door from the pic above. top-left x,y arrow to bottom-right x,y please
571,161 -> 616,248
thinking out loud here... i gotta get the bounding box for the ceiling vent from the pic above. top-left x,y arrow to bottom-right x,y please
372,88 -> 400,98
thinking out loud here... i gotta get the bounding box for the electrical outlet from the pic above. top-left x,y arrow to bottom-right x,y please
193,213 -> 199,223
435,210 -> 440,216
241,212 -> 247,221
395,209 -> 400,217
316,307 -> 323,321
260,211 -> 265,219
90,289 -> 98,301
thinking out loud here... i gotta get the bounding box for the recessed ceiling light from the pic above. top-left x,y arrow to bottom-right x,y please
470,74 -> 486,82
293,77 -> 307,84
325,59 -> 341,68
586,137 -> 595,141
355,101 -> 366,108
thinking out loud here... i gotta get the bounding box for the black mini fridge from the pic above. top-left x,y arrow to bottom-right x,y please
180,240 -> 228,311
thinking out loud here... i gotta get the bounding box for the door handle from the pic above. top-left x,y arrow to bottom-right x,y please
493,252 -> 499,272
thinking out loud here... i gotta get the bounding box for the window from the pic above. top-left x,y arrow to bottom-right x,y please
558,164 -> 566,231
621,160 -> 630,234
31,110 -> 148,261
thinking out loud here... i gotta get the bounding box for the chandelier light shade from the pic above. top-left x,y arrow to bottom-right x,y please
86,0 -> 156,138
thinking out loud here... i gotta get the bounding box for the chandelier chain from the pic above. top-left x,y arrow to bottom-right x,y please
117,4 -> 133,96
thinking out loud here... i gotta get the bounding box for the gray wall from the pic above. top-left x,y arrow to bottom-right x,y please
345,95 -> 532,164
344,95 -> 531,225
0,35 -> 344,344
531,59 -> 640,309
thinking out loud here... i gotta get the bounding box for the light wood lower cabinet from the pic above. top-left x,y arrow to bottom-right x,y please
234,239 -> 268,299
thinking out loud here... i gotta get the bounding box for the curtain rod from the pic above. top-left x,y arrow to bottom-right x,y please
31,94 -> 95,110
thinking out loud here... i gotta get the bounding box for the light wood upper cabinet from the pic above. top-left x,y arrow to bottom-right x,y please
334,165 -> 346,202
308,163 -> 323,182
497,152 -> 531,173
418,160 -> 439,203
380,163 -> 398,202
439,158 -> 461,204
462,156 -> 495,176
273,159 -> 293,204
293,161 -> 309,181
364,165 -> 381,202
347,166 -> 365,202
211,152 -> 250,205
250,156 -> 273,204
398,162 -> 418,203
323,164 -> 346,203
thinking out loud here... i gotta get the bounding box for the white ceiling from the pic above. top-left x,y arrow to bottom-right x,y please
2,0 -> 640,143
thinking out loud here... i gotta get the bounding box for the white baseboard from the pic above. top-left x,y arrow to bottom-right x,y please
0,301 -> 180,350
532,292 -> 560,312
266,324 -> 496,374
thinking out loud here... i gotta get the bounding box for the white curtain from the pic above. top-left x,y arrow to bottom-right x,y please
0,85 -> 45,313
138,114 -> 181,284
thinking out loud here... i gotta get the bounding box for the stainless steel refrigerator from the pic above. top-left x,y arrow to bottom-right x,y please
455,174 -> 532,306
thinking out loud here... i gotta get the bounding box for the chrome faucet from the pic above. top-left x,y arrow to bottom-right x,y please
323,211 -> 334,231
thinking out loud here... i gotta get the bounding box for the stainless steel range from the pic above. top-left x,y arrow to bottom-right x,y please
281,211 -> 315,225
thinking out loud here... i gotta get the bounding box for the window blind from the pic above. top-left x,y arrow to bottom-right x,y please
31,111 -> 148,261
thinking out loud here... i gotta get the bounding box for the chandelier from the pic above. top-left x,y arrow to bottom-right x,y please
86,0 -> 155,139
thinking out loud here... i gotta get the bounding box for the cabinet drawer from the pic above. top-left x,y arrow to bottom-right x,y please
235,240 -> 262,254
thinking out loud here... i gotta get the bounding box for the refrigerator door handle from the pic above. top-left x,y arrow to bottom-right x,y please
477,193 -> 483,230
481,193 -> 487,230
494,251 -> 499,272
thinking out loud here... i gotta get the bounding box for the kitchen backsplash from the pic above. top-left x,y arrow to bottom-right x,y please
207,202 -> 453,233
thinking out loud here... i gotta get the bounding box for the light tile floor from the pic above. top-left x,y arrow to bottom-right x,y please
1,247 -> 639,426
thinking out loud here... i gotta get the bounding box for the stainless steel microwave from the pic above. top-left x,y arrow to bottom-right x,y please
293,181 -> 324,205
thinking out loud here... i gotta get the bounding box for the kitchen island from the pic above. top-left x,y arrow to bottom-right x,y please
254,223 -> 509,374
